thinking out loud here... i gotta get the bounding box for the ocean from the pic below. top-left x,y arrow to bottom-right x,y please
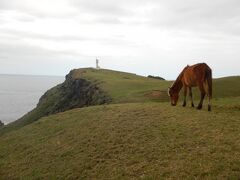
0,74 -> 64,125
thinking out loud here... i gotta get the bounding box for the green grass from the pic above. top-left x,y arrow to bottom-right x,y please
65,68 -> 240,103
0,69 -> 171,135
0,68 -> 240,179
72,68 -> 171,103
70,68 -> 240,100
213,76 -> 240,98
0,101 -> 239,179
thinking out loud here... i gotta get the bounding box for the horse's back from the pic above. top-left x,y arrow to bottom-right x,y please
183,63 -> 211,86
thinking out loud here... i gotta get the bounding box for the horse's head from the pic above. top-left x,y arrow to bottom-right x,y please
168,87 -> 179,106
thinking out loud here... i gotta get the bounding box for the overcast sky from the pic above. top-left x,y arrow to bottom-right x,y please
0,0 -> 240,79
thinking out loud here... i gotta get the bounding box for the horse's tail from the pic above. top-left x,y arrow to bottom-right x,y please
206,67 -> 212,98
205,66 -> 212,111
203,66 -> 212,97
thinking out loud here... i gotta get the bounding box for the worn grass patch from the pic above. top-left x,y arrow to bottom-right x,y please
0,100 -> 239,179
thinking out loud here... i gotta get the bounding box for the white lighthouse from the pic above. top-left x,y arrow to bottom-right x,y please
96,58 -> 100,70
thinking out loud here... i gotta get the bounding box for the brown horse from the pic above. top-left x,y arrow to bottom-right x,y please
168,63 -> 212,111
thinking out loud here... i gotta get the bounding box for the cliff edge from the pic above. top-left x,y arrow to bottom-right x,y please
2,68 -> 111,133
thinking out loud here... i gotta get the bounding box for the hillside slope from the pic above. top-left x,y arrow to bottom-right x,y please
0,69 -> 112,133
0,102 -> 239,179
0,69 -> 240,178
1,68 -> 240,134
0,68 -> 169,133
72,68 -> 170,103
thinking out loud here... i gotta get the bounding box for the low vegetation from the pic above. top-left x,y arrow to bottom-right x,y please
0,68 -> 240,179
0,101 -> 239,179
147,75 -> 165,80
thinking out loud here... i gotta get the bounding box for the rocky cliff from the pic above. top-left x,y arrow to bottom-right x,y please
2,69 -> 111,132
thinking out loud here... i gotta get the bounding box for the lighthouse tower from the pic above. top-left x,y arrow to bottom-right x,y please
96,58 -> 100,70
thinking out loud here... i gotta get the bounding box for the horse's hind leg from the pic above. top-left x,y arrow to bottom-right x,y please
189,87 -> 194,107
197,92 -> 205,110
204,80 -> 212,111
197,85 -> 205,110
183,86 -> 187,107
208,96 -> 211,111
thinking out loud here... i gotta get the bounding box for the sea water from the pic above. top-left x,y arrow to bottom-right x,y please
0,74 -> 64,124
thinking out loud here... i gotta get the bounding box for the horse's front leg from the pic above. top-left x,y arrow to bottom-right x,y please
183,86 -> 187,107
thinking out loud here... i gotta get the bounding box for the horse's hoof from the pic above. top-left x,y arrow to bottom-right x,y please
208,105 -> 211,111
197,106 -> 202,110
191,103 -> 195,107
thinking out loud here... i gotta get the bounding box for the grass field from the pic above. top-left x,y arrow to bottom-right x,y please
0,68 -> 240,179
70,68 -> 171,103
0,101 -> 239,179
63,68 -> 240,103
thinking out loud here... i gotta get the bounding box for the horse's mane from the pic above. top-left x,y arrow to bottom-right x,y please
171,65 -> 189,90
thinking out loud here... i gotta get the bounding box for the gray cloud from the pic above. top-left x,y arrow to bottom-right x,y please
2,0 -> 239,33
0,29 -> 89,42
0,0 -> 77,18
70,0 -> 131,16
147,0 -> 240,35
0,1 -> 11,10
0,28 -> 135,48
0,42 -> 94,75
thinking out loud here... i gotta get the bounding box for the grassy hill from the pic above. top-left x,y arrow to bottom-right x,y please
73,68 -> 170,103
0,102 -> 240,179
0,68 -> 170,134
0,68 -> 240,179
